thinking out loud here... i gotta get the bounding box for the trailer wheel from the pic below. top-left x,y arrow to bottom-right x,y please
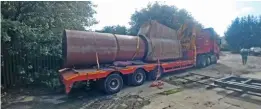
102,73 -> 123,94
130,69 -> 146,86
148,66 -> 163,81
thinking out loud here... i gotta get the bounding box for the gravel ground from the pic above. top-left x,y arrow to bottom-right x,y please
2,52 -> 261,109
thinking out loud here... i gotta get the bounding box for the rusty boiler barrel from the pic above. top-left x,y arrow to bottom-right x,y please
63,30 -> 146,68
138,20 -> 182,62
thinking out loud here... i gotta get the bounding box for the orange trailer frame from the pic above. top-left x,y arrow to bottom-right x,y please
59,59 -> 195,94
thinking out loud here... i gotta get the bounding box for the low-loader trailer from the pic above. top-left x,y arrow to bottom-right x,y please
59,20 -> 221,94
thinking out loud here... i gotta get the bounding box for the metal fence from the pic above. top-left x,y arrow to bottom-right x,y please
1,55 -> 19,89
1,54 -> 62,89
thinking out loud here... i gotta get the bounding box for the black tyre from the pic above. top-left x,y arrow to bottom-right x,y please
102,73 -> 123,94
196,56 -> 201,68
206,56 -> 211,66
196,55 -> 207,68
130,69 -> 146,86
212,55 -> 217,64
148,66 -> 163,81
200,56 -> 207,68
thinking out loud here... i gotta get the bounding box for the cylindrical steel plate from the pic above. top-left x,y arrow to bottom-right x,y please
63,30 -> 146,67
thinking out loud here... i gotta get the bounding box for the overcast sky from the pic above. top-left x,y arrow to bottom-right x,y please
89,0 -> 261,36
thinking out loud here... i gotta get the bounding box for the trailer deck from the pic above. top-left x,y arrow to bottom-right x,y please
60,60 -> 195,94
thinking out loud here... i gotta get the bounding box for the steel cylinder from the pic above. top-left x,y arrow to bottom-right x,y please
63,30 -> 146,68
138,20 -> 182,62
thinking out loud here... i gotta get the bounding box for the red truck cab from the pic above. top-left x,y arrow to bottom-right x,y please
196,28 -> 221,67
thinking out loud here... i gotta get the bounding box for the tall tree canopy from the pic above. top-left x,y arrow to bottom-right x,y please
129,2 -> 202,35
96,25 -> 128,35
225,15 -> 261,52
1,1 -> 97,87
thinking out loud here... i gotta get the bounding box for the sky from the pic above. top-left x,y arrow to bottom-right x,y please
89,0 -> 261,36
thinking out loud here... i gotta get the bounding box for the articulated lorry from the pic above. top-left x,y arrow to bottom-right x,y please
59,20 -> 221,94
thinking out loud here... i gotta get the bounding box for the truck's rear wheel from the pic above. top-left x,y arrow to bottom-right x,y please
206,56 -> 211,66
212,55 -> 217,64
197,55 -> 206,68
130,69 -> 146,86
196,56 -> 201,68
200,56 -> 207,67
102,73 -> 123,94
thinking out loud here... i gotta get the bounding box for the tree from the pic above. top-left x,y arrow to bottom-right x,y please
225,15 -> 261,52
225,17 -> 241,51
96,25 -> 128,35
1,1 -> 97,88
129,1 -> 202,35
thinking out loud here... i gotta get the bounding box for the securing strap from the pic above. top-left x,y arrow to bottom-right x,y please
112,34 -> 120,61
131,37 -> 141,60
93,32 -> 100,70
95,52 -> 100,70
